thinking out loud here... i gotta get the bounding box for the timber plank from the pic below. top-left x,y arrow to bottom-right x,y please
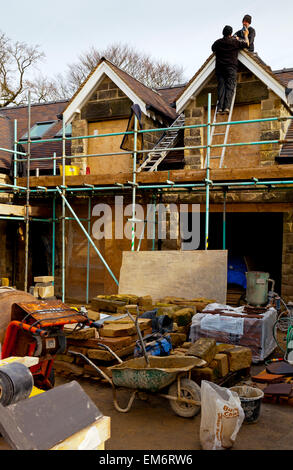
17,165 -> 293,188
0,203 -> 50,217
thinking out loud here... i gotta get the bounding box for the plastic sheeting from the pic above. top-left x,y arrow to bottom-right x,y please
189,303 -> 277,363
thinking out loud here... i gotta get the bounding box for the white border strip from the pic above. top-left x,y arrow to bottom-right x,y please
63,62 -> 148,124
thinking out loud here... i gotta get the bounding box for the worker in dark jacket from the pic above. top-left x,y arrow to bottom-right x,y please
212,25 -> 249,113
235,14 -> 255,52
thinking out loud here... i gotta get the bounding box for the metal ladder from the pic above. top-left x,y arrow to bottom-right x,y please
136,113 -> 185,172
204,87 -> 236,169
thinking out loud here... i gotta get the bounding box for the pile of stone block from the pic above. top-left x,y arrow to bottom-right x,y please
91,294 -> 216,349
176,337 -> 252,384
54,293 -> 218,381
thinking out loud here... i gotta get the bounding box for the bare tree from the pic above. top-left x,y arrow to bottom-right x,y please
0,30 -> 45,107
26,74 -> 66,103
55,43 -> 185,98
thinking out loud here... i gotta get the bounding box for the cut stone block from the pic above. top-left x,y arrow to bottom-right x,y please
87,344 -> 135,361
214,353 -> 229,377
104,317 -> 151,329
100,323 -> 137,337
215,343 -> 235,354
225,346 -> 252,372
172,308 -> 194,326
91,298 -> 127,313
186,338 -> 216,364
168,332 -> 187,347
65,327 -> 97,340
34,276 -> 54,283
138,295 -> 153,308
38,285 -> 54,299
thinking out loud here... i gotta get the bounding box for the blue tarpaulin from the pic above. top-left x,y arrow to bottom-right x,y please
227,256 -> 247,289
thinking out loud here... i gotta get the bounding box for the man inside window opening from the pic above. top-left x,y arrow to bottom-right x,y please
235,14 -> 255,53
212,25 -> 249,114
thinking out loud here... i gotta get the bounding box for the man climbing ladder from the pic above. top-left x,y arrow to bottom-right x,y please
212,25 -> 249,113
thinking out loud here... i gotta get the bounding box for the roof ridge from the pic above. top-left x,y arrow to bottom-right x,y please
0,99 -> 69,111
156,83 -> 187,91
273,67 -> 293,73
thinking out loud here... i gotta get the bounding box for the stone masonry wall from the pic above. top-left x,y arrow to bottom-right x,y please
259,91 -> 291,167
183,103 -> 204,169
183,66 -> 291,170
71,117 -> 88,174
282,210 -> 293,301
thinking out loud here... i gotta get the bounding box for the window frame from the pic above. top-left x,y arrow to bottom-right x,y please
19,120 -> 58,141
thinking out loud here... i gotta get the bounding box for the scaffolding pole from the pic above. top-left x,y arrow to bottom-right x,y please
13,120 -> 17,188
4,95 -> 293,302
131,113 -> 138,251
223,189 -> 227,250
61,120 -> 66,302
52,153 -> 57,284
86,196 -> 91,304
24,92 -> 31,292
205,93 -> 212,250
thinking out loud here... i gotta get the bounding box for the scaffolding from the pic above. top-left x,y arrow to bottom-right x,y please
0,92 -> 293,302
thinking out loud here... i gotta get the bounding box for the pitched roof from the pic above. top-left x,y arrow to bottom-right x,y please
175,50 -> 290,113
0,100 -> 71,172
273,68 -> 293,87
63,57 -> 177,123
156,84 -> 186,106
0,114 -> 13,171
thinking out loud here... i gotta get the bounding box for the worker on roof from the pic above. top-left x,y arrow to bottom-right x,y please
212,25 -> 249,114
235,14 -> 255,53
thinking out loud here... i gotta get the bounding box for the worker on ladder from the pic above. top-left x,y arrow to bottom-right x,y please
212,25 -> 249,114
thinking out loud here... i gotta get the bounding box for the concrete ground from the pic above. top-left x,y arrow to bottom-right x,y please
0,362 -> 292,451
52,362 -> 293,451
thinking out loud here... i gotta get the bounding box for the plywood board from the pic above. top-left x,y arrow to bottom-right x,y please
118,250 -> 227,303
88,120 -> 132,175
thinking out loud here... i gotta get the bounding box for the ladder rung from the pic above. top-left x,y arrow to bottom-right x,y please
210,156 -> 221,159
214,132 -> 225,136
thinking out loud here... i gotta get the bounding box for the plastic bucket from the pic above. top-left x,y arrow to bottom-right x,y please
230,385 -> 264,424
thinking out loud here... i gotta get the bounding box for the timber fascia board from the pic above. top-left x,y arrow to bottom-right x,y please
176,56 -> 215,114
63,62 -> 148,124
176,51 -> 287,113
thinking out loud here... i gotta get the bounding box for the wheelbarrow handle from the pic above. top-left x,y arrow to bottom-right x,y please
68,350 -> 113,386
126,308 -> 150,367
96,343 -> 123,364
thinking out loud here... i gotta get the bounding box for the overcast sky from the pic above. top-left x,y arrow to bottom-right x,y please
3,0 -> 293,85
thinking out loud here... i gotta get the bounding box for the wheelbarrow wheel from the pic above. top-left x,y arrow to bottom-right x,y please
168,378 -> 201,418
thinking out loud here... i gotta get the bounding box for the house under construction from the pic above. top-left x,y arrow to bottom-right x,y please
0,50 -> 293,305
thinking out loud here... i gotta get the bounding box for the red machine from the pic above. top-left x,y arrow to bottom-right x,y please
1,300 -> 97,389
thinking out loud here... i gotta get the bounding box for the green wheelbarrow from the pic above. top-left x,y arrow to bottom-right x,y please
69,348 -> 206,418
69,307 -> 205,418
